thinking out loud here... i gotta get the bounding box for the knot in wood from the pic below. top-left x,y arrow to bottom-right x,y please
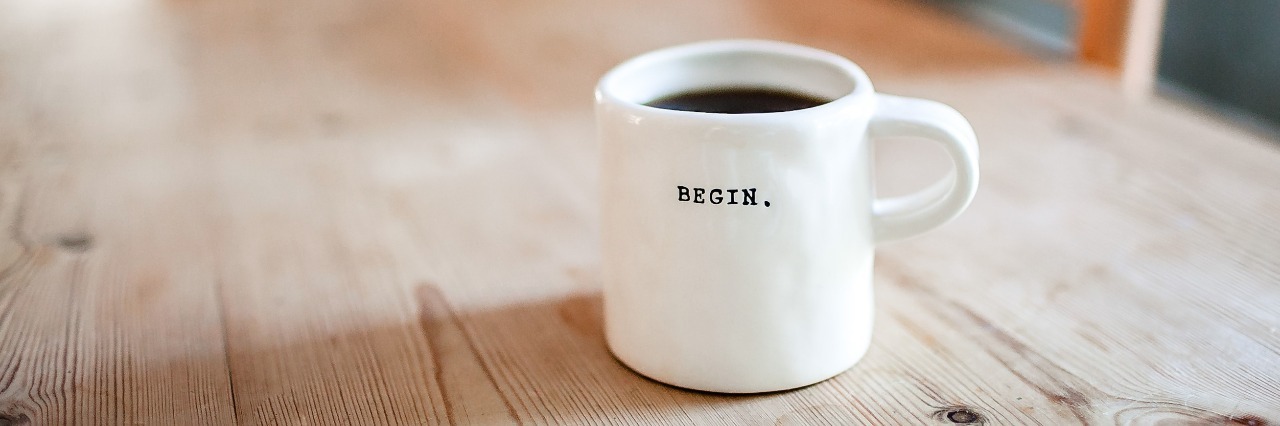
0,413 -> 32,426
944,407 -> 982,424
56,233 -> 94,252
1230,415 -> 1269,426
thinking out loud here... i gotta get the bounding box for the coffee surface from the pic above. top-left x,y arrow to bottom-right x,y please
645,87 -> 831,114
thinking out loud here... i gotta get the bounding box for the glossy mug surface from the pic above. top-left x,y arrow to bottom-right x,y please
596,40 -> 979,393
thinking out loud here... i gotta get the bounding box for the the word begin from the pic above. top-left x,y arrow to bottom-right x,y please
676,186 -> 770,207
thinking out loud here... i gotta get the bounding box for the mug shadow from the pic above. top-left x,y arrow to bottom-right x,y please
392,287 -> 778,423
114,290 -> 795,424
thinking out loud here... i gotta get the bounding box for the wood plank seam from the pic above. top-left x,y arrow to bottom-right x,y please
415,284 -> 524,425
213,277 -> 241,425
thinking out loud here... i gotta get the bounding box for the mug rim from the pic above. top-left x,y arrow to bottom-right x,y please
595,39 -> 875,121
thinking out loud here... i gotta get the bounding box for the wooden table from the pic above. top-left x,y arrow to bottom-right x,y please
2,0 -> 1278,424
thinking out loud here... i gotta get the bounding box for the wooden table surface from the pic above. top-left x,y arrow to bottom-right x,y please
2,0 -> 1278,424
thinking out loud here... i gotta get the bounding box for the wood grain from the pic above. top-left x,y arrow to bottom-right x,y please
1,0 -> 1278,424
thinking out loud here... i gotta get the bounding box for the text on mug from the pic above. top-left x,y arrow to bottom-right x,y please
677,186 -> 770,207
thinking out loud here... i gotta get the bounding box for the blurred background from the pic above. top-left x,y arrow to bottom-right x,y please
933,0 -> 1280,136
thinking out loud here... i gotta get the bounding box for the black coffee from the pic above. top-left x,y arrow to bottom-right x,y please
645,87 -> 831,114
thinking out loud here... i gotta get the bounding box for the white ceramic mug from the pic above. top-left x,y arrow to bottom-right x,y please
596,40 -> 979,393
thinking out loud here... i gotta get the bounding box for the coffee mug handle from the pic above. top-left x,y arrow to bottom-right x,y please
869,94 -> 980,242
